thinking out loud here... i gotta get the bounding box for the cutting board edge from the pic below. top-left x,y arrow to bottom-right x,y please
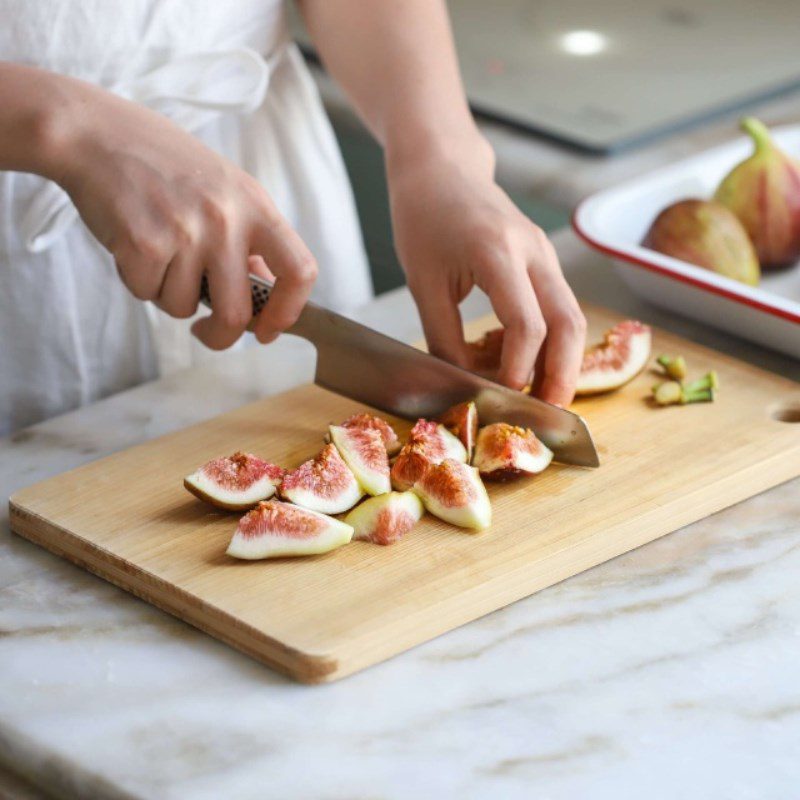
7,500 -> 340,685
11,458 -> 800,684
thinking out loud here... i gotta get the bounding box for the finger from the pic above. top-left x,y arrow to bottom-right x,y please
410,277 -> 469,369
247,254 -> 275,283
111,233 -> 171,302
482,267 -> 544,390
156,249 -> 203,319
190,245 -> 252,350
249,219 -> 317,344
527,253 -> 586,406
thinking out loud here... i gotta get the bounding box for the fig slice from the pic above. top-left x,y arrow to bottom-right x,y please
184,452 -> 284,511
340,413 -> 401,456
467,328 -> 504,376
227,500 -> 353,560
438,400 -> 479,461
575,320 -> 652,396
279,443 -> 363,515
473,422 -> 553,481
329,425 -> 391,496
413,458 -> 492,532
390,419 -> 468,491
344,491 -> 424,546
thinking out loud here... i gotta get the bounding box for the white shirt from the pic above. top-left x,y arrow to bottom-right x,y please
0,0 -> 372,435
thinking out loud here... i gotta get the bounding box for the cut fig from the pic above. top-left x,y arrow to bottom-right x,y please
467,328 -> 504,376
279,443 -> 363,515
473,423 -> 553,480
575,320 -> 651,396
390,419 -> 468,491
329,425 -> 391,496
340,413 -> 401,456
438,400 -> 479,461
344,491 -> 424,546
227,500 -> 353,560
184,452 -> 284,511
413,458 -> 492,532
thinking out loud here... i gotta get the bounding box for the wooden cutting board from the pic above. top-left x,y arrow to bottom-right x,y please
9,306 -> 800,683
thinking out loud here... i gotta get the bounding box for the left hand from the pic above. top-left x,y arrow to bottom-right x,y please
387,141 -> 587,406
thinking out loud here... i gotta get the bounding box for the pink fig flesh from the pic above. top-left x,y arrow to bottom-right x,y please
340,413 -> 401,456
466,328 -> 504,377
344,491 -> 424,546
279,443 -> 363,515
329,425 -> 391,496
227,500 -> 353,560
438,401 -> 479,460
390,419 -> 467,491
473,423 -> 553,481
184,452 -> 284,511
576,320 -> 651,396
413,459 -> 491,531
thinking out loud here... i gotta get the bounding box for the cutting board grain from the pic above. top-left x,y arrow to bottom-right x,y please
9,306 -> 800,682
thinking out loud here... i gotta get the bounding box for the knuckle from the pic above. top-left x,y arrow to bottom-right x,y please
169,218 -> 194,249
200,194 -> 232,233
219,303 -> 251,331
293,253 -> 318,285
519,313 -> 546,342
557,305 -> 587,335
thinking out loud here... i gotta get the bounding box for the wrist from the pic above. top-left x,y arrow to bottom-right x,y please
385,124 -> 495,185
22,72 -> 93,185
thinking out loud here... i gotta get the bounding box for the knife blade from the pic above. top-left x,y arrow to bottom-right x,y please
200,274 -> 599,467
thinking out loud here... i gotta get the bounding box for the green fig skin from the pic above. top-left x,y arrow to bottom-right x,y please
642,198 -> 760,286
714,117 -> 800,269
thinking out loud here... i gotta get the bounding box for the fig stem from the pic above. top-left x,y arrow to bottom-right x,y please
656,354 -> 687,381
684,371 -> 719,394
740,117 -> 773,155
681,387 -> 715,405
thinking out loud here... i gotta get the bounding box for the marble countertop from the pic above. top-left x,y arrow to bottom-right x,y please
2,230 -> 799,799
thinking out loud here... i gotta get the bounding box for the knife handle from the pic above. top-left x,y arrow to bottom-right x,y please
198,273 -> 273,320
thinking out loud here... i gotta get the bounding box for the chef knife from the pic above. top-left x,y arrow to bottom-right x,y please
199,274 -> 599,467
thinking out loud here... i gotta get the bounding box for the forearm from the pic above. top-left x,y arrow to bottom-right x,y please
297,0 -> 493,174
0,62 -> 88,181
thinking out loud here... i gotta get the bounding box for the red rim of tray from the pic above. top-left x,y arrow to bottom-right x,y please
571,202 -> 800,326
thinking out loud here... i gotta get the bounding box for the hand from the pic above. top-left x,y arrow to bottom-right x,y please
387,140 -> 586,406
49,79 -> 317,349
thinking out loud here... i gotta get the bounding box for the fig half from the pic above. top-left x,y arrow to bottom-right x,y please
227,500 -> 353,560
391,419 -> 468,491
575,320 -> 651,396
413,458 -> 492,532
184,452 -> 284,511
341,413 -> 401,456
345,491 -> 424,546
279,443 -> 363,515
329,425 -> 391,496
473,423 -> 553,480
438,401 -> 479,461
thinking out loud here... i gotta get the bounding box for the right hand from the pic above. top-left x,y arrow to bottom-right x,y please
51,79 -> 317,348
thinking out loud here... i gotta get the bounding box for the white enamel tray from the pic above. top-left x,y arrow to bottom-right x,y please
573,124 -> 800,359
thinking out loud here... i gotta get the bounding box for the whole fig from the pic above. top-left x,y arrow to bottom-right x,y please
714,117 -> 800,268
642,198 -> 760,285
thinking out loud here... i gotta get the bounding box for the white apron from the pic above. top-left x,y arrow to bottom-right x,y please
0,0 -> 372,436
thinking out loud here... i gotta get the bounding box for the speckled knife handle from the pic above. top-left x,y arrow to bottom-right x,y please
198,274 -> 273,320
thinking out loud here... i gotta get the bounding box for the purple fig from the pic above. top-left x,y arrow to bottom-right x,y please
642,198 -> 760,286
714,117 -> 800,269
